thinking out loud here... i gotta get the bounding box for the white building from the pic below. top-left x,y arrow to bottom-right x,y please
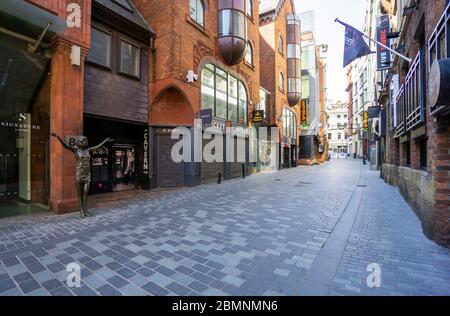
347,0 -> 379,159
327,101 -> 349,154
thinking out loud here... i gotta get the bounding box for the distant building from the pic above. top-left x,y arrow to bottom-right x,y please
298,10 -> 328,165
327,101 -> 349,155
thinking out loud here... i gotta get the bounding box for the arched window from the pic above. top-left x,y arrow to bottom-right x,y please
278,34 -> 284,55
245,41 -> 253,66
201,63 -> 248,125
279,71 -> 285,91
246,0 -> 253,18
190,0 -> 204,27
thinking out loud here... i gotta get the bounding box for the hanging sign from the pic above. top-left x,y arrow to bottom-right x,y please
363,111 -> 369,130
300,99 -> 308,125
252,110 -> 264,123
376,15 -> 391,71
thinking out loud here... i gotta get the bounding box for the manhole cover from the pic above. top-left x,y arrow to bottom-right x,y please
275,179 -> 282,182
357,184 -> 367,188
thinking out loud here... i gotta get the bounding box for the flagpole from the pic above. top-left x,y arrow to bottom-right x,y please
335,18 -> 412,63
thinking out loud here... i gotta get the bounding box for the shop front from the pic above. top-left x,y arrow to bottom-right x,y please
84,116 -> 150,195
0,1 -> 67,218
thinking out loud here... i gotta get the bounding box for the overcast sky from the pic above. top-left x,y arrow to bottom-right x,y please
294,0 -> 367,103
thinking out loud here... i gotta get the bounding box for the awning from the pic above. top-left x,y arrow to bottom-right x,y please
0,0 -> 67,44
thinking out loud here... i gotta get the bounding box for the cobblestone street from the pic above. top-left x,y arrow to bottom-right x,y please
0,160 -> 449,296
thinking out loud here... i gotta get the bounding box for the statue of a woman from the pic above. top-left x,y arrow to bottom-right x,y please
51,133 -> 113,218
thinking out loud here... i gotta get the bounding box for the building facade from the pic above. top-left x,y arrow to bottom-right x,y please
0,0 -> 93,216
135,0 -> 261,186
327,101 -> 349,155
83,0 -> 154,195
378,0 -> 450,246
259,0 -> 301,169
297,11 -> 328,165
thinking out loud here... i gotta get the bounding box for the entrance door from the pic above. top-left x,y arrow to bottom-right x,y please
0,34 -> 50,218
112,145 -> 136,192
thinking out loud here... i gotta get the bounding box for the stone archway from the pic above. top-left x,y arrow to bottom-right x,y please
151,86 -> 195,127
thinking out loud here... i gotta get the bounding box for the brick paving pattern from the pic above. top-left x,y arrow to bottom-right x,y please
0,160 -> 449,296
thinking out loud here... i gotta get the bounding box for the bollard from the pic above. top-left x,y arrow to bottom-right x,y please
242,164 -> 246,179
218,172 -> 222,184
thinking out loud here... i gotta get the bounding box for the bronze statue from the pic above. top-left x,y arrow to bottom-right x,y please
51,133 -> 113,218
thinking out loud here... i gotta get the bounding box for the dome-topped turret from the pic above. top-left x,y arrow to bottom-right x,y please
217,0 -> 248,66
286,13 -> 302,106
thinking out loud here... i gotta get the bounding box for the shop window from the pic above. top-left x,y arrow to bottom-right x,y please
87,28 -> 111,68
283,108 -> 297,140
190,0 -> 204,27
245,41 -> 253,66
120,41 -> 140,77
228,76 -> 238,122
215,68 -> 228,120
238,81 -> 248,124
259,88 -> 269,117
200,64 -> 248,125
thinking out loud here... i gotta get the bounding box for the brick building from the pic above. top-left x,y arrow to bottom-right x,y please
0,0 -> 92,216
134,0 -> 261,186
379,0 -> 450,246
259,0 -> 301,169
83,1 -> 154,195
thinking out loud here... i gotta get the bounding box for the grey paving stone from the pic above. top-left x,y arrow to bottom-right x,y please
0,279 -> 17,293
18,279 -> 41,294
166,282 -> 191,295
42,279 -> 64,292
96,284 -> 122,296
188,281 -> 209,293
141,282 -> 169,296
107,276 -> 129,289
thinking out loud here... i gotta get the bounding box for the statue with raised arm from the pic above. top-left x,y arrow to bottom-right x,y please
51,133 -> 113,218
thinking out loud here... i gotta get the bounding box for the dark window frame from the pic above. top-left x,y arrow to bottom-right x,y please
119,38 -> 141,79
87,27 -> 112,69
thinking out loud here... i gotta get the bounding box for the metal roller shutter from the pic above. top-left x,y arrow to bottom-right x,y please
157,134 -> 185,187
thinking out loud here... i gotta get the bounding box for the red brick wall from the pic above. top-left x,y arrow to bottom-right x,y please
386,0 -> 450,245
258,0 -> 300,148
26,1 -> 92,213
134,0 -> 261,127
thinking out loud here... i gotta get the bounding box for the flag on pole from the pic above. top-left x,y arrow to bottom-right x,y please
336,19 -> 374,68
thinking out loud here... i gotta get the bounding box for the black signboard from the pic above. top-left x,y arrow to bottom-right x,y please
368,106 -> 381,118
200,109 -> 213,125
377,15 -> 391,71
252,110 -> 264,123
